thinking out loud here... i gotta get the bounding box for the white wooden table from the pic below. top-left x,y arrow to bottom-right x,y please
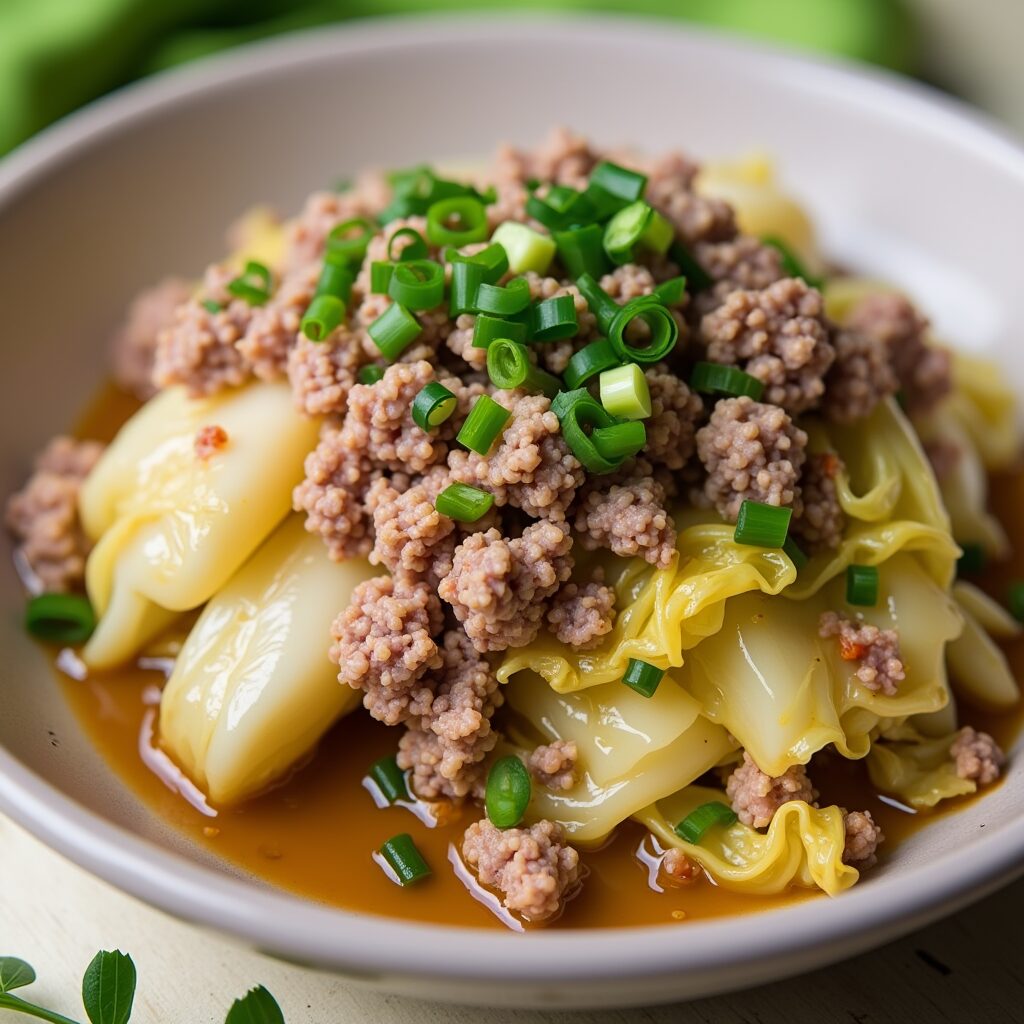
2,815 -> 1021,1023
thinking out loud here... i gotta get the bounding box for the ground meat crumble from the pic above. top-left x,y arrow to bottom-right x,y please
462,818 -> 581,922
194,425 -> 228,460
697,396 -> 807,523
950,726 -> 1005,786
725,752 -> 819,829
842,809 -> 884,869
528,739 -> 579,791
5,437 -> 104,592
546,578 -> 616,650
573,476 -> 676,568
819,611 -> 905,695
791,452 -> 846,552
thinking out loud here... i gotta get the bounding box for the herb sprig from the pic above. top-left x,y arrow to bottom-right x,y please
0,952 -> 284,1023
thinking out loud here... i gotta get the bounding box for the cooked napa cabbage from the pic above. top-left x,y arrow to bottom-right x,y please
505,672 -> 735,844
638,785 -> 858,896
80,383 -> 318,669
947,584 -> 1021,710
159,516 -> 374,805
867,729 -> 975,809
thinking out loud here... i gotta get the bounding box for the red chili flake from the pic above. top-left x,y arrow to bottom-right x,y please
838,635 -> 867,661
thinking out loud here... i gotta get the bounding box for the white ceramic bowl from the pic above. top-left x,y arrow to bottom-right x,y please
0,15 -> 1022,1010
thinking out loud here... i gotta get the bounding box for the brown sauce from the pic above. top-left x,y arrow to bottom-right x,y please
49,388 -> 1024,931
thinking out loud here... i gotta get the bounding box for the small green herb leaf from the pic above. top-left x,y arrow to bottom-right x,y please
225,985 -> 285,1024
81,951 -> 136,1024
0,957 -> 35,993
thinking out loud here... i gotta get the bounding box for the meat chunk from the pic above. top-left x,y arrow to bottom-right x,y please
237,262 -> 319,381
528,740 -> 578,792
152,263 -> 255,396
193,425 -> 228,460
461,818 -> 581,922
819,611 -> 905,695
491,126 -> 598,190
725,751 -> 818,829
950,726 -> 1005,786
341,360 -> 448,473
696,396 -> 807,523
691,235 -> 785,317
329,575 -> 443,725
791,452 -> 845,553
287,329 -> 363,418
845,292 -> 951,414
824,327 -> 898,424
444,313 -> 488,372
842,810 -> 884,870
367,478 -> 455,583
701,277 -> 835,414
438,521 -> 573,653
642,366 -> 703,471
292,427 -> 376,560
573,476 -> 676,569
650,182 -> 736,248
5,437 -> 104,593
661,847 -> 701,882
398,630 -> 504,800
111,277 -> 192,399
447,391 -> 583,521
546,579 -> 616,650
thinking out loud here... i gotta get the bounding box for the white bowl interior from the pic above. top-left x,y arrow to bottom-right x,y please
0,16 -> 1022,1008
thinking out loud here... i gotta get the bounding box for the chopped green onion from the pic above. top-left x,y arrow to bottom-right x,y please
846,564 -> 879,606
201,298 -> 222,314
449,260 -> 485,317
563,338 -> 621,390
316,261 -> 354,302
734,501 -> 792,548
25,593 -> 96,645
675,801 -> 737,844
1008,581 -> 1024,623
301,295 -> 345,342
762,236 -> 824,290
326,217 -> 376,266
426,196 -> 488,247
588,160 -> 648,204
367,302 -> 422,360
370,261 -> 394,294
670,242 -> 713,292
491,222 -> 555,275
457,395 -> 511,455
472,313 -> 527,349
358,365 -> 386,385
485,756 -> 532,829
690,361 -> 764,400
783,537 -> 809,570
652,276 -> 687,306
603,201 -> 672,265
607,299 -> 679,364
368,755 -> 408,804
529,295 -> 578,343
575,273 -> 619,334
474,278 -> 531,317
388,227 -> 429,262
600,363 -> 651,420
553,224 -> 610,280
526,186 -> 596,231
486,339 -> 560,397
550,389 -> 618,474
435,483 -> 495,523
412,381 -> 457,431
592,420 -> 646,461
957,542 -> 986,577
622,658 -> 664,698
378,833 -> 431,887
381,165 -> 494,222
387,259 -> 445,311
226,260 -> 272,305
446,242 -> 509,284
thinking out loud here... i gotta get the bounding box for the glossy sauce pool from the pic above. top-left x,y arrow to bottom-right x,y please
52,387 -> 1024,930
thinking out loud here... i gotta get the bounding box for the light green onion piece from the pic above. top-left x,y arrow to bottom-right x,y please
435,483 -> 494,523
675,802 -> 737,844
621,658 -> 664,698
378,833 -> 431,887
490,221 -> 556,275
846,564 -> 879,606
734,501 -> 792,548
485,756 -> 532,829
600,364 -> 651,420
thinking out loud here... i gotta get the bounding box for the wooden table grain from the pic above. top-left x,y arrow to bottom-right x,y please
1,814 -> 1021,1024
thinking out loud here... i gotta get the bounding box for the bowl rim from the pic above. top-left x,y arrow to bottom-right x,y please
1,12 -> 1023,990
